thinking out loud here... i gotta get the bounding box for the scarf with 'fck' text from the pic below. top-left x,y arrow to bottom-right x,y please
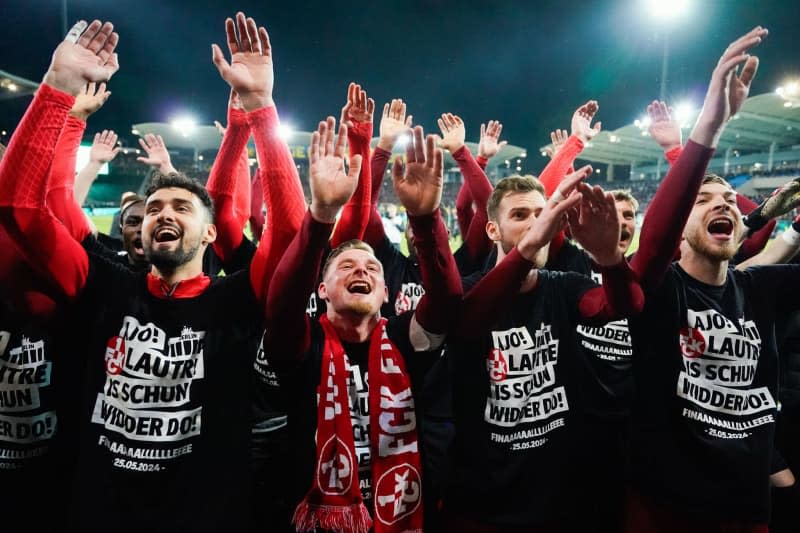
293,316 -> 423,533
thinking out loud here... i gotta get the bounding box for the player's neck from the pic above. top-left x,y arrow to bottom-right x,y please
150,258 -> 204,287
327,310 -> 381,343
679,249 -> 728,286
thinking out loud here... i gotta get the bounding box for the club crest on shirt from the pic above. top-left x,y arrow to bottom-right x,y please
375,463 -> 422,525
394,282 -> 424,315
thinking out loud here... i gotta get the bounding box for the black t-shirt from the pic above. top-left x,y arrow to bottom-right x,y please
69,252 -> 263,532
0,300 -> 81,532
447,270 -> 603,526
280,313 -> 435,512
375,236 -> 424,318
628,263 -> 800,523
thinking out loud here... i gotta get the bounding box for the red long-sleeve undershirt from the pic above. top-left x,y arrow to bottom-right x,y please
265,208 -> 462,363
363,146 -> 392,247
207,106 -> 252,263
331,121 -> 372,247
0,84 -> 89,299
247,105 -> 307,303
46,115 -> 92,242
454,154 -> 489,239
457,247 -> 642,338
630,140 -> 715,289
664,146 -> 775,261
451,146 -> 492,261
249,169 -> 265,240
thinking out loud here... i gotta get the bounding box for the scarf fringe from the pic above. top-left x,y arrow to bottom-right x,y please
292,500 -> 373,533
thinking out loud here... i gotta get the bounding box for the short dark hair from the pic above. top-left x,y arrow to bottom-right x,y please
702,173 -> 733,190
321,240 -> 378,279
487,175 -> 546,221
144,171 -> 215,222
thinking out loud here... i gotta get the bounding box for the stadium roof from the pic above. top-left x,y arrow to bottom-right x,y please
539,91 -> 800,171
0,70 -> 39,100
131,122 -> 527,168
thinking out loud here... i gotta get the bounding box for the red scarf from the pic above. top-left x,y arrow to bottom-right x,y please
293,316 -> 424,533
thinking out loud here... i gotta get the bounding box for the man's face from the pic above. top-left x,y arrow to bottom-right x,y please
683,182 -> 743,262
487,190 -> 549,266
141,187 -> 215,272
120,202 -> 146,266
319,249 -> 388,317
616,199 -> 637,254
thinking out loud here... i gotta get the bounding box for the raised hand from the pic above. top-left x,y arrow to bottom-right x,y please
89,130 -> 120,163
571,100 -> 602,143
44,20 -> 120,96
647,101 -> 682,151
211,12 -> 274,111
566,177 -> 623,266
309,117 -> 362,223
437,113 -> 465,153
544,129 -> 568,159
691,26 -> 767,147
517,166 -> 588,262
749,177 -> 800,222
70,82 -> 111,121
377,98 -> 413,151
340,83 -> 375,127
137,134 -> 177,174
478,120 -> 508,160
392,126 -> 444,216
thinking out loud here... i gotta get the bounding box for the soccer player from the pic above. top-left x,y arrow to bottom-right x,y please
265,120 -> 461,533
0,12 -> 306,531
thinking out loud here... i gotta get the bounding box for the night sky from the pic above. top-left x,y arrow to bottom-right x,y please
2,0 -> 798,173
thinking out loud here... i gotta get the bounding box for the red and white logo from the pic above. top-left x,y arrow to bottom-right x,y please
105,336 -> 126,375
316,436 -> 354,495
375,464 -> 422,525
679,327 -> 706,359
487,348 -> 508,382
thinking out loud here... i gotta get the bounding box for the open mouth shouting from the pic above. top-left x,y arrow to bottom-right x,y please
347,280 -> 372,295
132,237 -> 144,256
153,225 -> 181,245
707,216 -> 734,241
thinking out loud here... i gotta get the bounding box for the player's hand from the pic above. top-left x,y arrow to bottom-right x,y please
44,20 -> 119,96
392,126 -> 444,216
309,117 -> 362,223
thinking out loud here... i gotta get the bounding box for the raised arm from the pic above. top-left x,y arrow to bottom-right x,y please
331,82 -> 374,246
0,20 -> 119,298
75,128 -> 120,206
538,101 -> 600,197
265,118 -> 359,361
45,113 -> 89,239
211,11 -> 308,303
737,214 -> 800,269
392,126 -> 462,346
206,90 -> 252,263
631,27 -> 768,288
363,98 -> 412,247
439,113 -> 494,261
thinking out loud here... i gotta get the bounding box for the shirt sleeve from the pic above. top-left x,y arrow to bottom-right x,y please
331,121 -> 373,247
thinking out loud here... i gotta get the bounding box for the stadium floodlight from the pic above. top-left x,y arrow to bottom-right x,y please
396,134 -> 411,149
645,0 -> 690,20
673,101 -> 696,127
277,123 -> 294,141
786,82 -> 799,96
171,116 -> 197,137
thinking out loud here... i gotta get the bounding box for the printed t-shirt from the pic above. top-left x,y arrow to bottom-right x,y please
69,251 -> 263,532
447,269 -> 603,526
628,263 -> 800,523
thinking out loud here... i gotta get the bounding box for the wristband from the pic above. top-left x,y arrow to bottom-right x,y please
782,225 -> 800,247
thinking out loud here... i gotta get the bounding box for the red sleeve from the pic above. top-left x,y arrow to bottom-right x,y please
458,248 -> 535,336
452,146 -> 493,261
408,210 -> 463,334
539,135 -> 584,198
630,140 -> 715,289
363,146 -> 392,247
736,194 -> 776,261
577,260 -> 643,323
0,84 -> 89,299
455,184 -> 474,240
247,105 -> 307,305
45,115 -> 92,242
249,169 -> 265,241
207,107 -> 251,263
331,121 -> 373,247
264,211 -> 332,362
665,145 -> 682,166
